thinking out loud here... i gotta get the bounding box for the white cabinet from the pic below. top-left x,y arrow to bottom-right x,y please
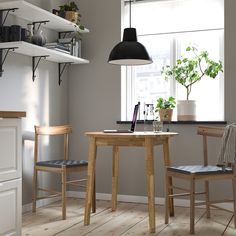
0,119 -> 21,182
0,179 -> 21,236
0,115 -> 25,236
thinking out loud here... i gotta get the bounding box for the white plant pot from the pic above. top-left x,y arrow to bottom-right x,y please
177,100 -> 196,121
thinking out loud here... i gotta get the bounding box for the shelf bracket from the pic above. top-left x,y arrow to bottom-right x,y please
32,55 -> 49,82
0,47 -> 18,77
0,8 -> 19,27
0,7 -> 19,78
58,62 -> 72,85
32,20 -> 50,32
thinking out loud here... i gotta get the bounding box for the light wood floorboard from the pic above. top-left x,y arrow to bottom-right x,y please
22,198 -> 236,236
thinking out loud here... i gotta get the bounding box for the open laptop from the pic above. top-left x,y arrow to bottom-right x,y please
103,103 -> 140,133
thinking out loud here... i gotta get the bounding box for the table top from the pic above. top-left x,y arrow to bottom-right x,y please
85,131 -> 178,138
0,111 -> 26,118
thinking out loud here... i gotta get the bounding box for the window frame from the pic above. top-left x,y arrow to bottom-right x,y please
121,0 -> 224,121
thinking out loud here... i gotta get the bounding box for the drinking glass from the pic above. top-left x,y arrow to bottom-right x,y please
153,120 -> 163,133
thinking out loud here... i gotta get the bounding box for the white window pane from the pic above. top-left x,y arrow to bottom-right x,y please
130,0 -> 224,35
122,0 -> 224,121
177,30 -> 224,120
129,35 -> 172,120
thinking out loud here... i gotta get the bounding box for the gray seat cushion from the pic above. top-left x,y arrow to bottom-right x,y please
167,165 -> 233,175
36,160 -> 88,168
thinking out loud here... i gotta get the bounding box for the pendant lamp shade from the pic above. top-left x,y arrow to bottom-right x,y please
108,28 -> 152,65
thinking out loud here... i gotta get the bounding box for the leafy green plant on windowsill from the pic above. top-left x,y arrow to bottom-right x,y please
155,96 -> 176,122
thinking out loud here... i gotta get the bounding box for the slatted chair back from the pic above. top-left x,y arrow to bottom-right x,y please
197,126 -> 225,166
34,125 -> 72,164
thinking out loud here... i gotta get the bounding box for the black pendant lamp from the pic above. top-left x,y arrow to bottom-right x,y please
108,0 -> 152,65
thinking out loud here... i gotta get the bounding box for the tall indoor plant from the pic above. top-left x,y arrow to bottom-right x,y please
161,46 -> 223,121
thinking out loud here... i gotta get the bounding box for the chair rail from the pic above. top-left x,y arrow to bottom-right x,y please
35,125 -> 72,135
197,126 -> 225,137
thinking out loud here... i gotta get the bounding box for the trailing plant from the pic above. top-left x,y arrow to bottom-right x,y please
155,96 -> 176,112
161,46 -> 223,100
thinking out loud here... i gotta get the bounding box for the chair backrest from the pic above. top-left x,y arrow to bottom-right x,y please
197,126 -> 225,165
34,125 -> 72,164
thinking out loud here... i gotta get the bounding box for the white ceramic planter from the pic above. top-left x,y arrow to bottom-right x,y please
177,100 -> 196,121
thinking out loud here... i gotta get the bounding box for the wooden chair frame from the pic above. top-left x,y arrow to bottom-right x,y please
32,125 -> 96,220
165,126 -> 236,234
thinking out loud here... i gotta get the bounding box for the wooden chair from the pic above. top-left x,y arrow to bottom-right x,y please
165,126 -> 236,234
32,125 -> 96,219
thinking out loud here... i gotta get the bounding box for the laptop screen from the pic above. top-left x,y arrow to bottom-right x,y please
130,103 -> 140,132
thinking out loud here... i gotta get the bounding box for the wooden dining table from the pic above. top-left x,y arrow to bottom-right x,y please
83,131 -> 178,233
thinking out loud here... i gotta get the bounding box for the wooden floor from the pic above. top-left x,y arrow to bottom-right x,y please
22,198 -> 236,236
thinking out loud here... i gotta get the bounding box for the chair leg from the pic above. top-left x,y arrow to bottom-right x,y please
91,173 -> 96,213
165,171 -> 170,224
205,180 -> 210,218
232,177 -> 236,228
190,177 -> 195,234
168,176 -> 175,217
32,168 -> 38,213
62,166 -> 67,220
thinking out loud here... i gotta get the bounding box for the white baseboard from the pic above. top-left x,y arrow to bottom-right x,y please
22,197 -> 60,213
67,191 -> 234,211
68,191 -> 194,207
23,191 -> 233,213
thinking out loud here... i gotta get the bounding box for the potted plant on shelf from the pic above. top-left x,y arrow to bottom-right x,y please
58,1 -> 81,24
155,96 -> 176,122
53,1 -> 85,58
161,46 -> 223,121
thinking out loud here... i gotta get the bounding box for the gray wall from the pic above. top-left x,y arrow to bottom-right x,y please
225,0 -> 236,122
1,0 -> 234,205
0,0 -> 68,205
68,0 -> 122,194
68,0 -> 235,201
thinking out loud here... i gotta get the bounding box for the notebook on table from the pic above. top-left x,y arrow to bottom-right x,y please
103,103 -> 140,133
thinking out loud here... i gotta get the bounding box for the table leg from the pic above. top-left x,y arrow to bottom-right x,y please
84,137 -> 97,225
112,146 -> 119,211
145,137 -> 156,233
163,138 -> 174,217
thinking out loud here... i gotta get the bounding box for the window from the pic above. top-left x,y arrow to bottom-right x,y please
121,0 -> 224,121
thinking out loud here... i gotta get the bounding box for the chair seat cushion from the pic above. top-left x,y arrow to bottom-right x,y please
167,165 -> 233,175
36,160 -> 88,168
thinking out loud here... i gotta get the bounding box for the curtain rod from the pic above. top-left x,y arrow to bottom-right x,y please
124,0 -> 216,4
137,28 -> 224,37
124,0 -> 178,3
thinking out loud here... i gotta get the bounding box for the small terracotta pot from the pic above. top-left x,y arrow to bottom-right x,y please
65,11 -> 79,23
159,109 -> 173,122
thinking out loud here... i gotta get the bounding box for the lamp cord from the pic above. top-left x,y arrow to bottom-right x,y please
129,0 -> 131,28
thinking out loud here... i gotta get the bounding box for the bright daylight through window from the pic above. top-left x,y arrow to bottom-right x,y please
121,0 -> 224,121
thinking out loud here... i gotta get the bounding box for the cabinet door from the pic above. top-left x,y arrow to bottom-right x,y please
0,119 -> 21,182
0,178 -> 21,236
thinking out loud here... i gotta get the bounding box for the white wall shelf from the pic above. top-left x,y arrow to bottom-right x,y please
0,0 -> 89,33
0,0 -> 90,84
0,41 -> 89,64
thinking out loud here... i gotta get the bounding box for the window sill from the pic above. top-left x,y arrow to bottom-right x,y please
117,120 -> 227,125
